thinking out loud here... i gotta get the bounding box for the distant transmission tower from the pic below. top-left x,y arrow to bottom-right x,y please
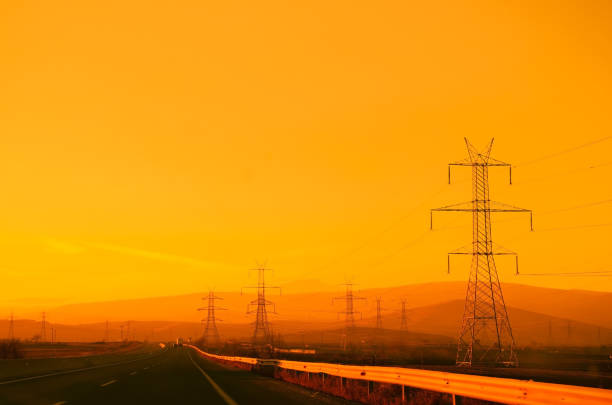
333,283 -> 365,350
242,265 -> 280,346
40,312 -> 47,342
431,138 -> 533,367
8,312 -> 14,340
400,300 -> 408,331
375,298 -> 383,329
197,291 -> 227,346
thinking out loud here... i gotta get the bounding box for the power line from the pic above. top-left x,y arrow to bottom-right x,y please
519,270 -> 612,277
542,198 -> 612,215
512,160 -> 612,185
516,135 -> 612,167
537,222 -> 612,232
311,185 -> 450,275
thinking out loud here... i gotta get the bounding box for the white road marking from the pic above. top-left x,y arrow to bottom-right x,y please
52,402 -> 68,405
188,352 -> 238,405
143,366 -> 149,370
129,371 -> 138,376
100,379 -> 117,387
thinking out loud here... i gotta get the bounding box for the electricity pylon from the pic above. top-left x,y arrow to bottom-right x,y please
242,265 -> 280,346
375,297 -> 383,329
333,283 -> 365,350
197,291 -> 227,346
400,300 -> 408,331
8,313 -> 14,340
40,312 -> 47,342
431,138 -> 533,367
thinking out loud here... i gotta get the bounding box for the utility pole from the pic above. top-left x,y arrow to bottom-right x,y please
197,291 -> 227,347
431,138 -> 533,367
333,283 -> 365,350
242,265 -> 280,346
40,312 -> 47,342
400,300 -> 408,331
104,320 -> 109,343
376,298 -> 383,329
120,324 -> 124,341
8,312 -> 14,340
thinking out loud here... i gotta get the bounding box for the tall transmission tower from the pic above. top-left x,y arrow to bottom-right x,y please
333,283 -> 365,350
40,312 -> 47,342
431,138 -> 533,367
197,291 -> 227,346
375,298 -> 383,329
242,266 -> 280,346
8,312 -> 14,340
400,300 -> 408,331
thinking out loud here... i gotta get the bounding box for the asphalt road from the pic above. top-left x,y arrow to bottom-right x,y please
0,346 -> 351,405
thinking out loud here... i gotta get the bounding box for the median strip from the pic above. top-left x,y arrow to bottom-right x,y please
187,352 -> 238,405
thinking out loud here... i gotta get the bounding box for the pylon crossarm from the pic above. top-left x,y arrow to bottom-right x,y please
431,201 -> 472,229
432,201 -> 473,211
488,200 -> 529,212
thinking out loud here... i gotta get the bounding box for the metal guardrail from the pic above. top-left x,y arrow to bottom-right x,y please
186,345 -> 612,405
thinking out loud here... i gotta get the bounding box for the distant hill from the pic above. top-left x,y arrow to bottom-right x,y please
2,300 -> 609,346
358,300 -> 612,347
28,282 -> 612,331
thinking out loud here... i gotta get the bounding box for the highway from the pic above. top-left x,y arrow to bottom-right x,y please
0,347 -> 351,405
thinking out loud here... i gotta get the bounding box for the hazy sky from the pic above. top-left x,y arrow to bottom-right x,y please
0,0 -> 611,304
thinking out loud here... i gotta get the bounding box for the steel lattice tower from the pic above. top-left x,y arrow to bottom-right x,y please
197,291 -> 226,346
242,266 -> 280,346
431,138 -> 533,367
375,298 -> 383,329
333,283 -> 365,350
400,300 -> 408,331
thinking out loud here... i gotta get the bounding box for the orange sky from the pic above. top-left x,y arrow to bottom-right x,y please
0,0 -> 611,306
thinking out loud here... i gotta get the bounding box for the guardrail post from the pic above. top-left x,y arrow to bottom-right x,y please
401,385 -> 405,402
452,393 -> 456,405
339,376 -> 343,391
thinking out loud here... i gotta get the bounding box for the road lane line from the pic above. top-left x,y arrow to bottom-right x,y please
0,348 -> 168,386
129,371 -> 138,375
100,379 -> 117,387
188,352 -> 238,405
52,402 -> 68,405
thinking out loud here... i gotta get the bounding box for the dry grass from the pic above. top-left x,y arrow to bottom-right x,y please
275,368 -> 457,405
